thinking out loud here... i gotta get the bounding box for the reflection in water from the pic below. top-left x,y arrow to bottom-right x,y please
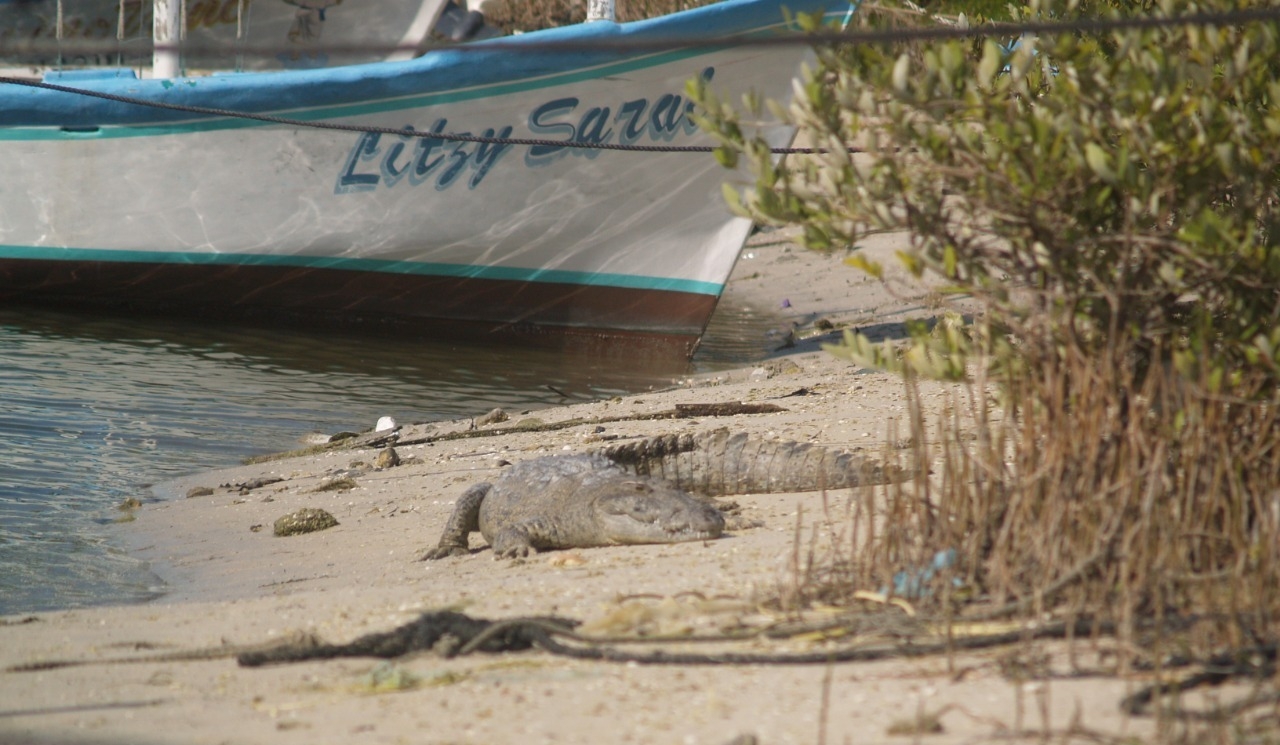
0,302 -> 783,614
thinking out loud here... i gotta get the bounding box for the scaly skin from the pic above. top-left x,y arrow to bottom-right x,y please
600,429 -> 890,495
421,431 -> 897,560
421,454 -> 725,560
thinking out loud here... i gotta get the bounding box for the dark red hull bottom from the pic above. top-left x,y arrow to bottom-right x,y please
0,259 -> 721,359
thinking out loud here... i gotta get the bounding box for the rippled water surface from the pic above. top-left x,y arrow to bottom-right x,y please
0,303 -> 783,615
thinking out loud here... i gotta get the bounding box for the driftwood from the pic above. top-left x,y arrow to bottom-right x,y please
248,401 -> 791,463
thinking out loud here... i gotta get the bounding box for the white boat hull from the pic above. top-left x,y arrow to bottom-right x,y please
0,0 -> 850,356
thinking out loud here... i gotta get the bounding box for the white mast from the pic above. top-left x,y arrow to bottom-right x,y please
152,0 -> 182,78
586,0 -> 615,22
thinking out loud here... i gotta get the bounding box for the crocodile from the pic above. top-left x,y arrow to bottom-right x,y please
422,429 -> 893,560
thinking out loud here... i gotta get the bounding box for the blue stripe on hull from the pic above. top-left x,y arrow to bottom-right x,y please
0,0 -> 853,133
0,245 -> 725,296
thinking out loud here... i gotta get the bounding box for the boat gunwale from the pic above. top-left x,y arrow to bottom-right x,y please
0,0 -> 837,134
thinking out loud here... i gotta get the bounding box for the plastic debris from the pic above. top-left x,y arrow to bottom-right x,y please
888,549 -> 958,599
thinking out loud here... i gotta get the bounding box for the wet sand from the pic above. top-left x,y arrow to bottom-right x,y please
0,228 -> 1163,745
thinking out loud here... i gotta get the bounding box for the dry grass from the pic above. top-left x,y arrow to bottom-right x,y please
774,339 -> 1280,742
471,0 -> 1280,736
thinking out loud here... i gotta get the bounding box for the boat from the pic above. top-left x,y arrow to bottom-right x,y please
0,0 -> 456,70
0,0 -> 852,358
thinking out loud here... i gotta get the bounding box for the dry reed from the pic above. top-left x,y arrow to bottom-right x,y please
773,337 -> 1280,741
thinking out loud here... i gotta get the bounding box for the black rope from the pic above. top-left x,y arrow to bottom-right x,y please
0,73 -> 843,155
3,5 -> 1279,58
526,618 -> 1110,665
1119,644 -> 1278,717
3,5 -> 1276,154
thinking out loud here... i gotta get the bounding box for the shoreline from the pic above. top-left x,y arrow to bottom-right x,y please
1,228 -> 1160,745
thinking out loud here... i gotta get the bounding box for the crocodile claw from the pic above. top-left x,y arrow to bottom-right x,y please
420,545 -> 469,561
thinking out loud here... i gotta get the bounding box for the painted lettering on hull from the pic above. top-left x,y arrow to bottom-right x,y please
336,121 -> 515,194
334,67 -> 715,195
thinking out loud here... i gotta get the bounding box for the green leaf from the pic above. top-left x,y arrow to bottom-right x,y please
713,146 -> 738,170
720,182 -> 745,214
1084,143 -> 1117,183
695,0 -> 1280,396
844,253 -> 884,279
892,54 -> 911,94
978,39 -> 1002,87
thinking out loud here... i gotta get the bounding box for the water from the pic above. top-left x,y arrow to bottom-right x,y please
0,302 -> 783,615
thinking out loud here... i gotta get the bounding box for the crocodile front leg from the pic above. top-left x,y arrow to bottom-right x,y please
489,515 -> 571,559
488,520 -> 544,559
421,482 -> 490,560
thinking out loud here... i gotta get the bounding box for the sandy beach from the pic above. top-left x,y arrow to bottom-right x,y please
1,228 -> 1164,745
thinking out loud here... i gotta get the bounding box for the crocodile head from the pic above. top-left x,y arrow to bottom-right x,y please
594,479 -> 725,544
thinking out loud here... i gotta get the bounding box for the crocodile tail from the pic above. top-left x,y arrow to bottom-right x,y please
599,433 -> 701,477
603,429 -> 888,496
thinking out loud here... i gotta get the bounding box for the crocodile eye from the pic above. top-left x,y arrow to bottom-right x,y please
624,481 -> 650,493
